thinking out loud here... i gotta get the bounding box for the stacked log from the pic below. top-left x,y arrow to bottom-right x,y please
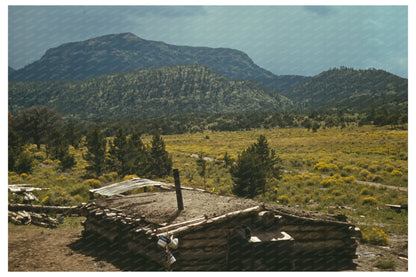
81,202 -> 152,243
8,203 -> 81,215
271,207 -> 361,271
8,210 -> 59,228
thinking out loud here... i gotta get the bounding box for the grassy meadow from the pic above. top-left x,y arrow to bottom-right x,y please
8,125 -> 408,237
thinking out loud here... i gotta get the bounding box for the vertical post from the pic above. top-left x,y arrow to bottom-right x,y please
173,169 -> 184,210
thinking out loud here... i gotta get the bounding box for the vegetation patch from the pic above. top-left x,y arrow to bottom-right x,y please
361,227 -> 389,246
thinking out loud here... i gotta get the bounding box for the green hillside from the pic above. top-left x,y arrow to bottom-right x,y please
283,67 -> 407,111
9,64 -> 292,120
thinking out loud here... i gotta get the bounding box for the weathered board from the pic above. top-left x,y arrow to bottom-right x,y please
89,177 -> 205,197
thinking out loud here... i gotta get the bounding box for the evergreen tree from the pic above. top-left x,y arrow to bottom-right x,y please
8,112 -> 34,174
85,127 -> 107,177
230,135 -> 282,198
13,106 -> 63,149
230,150 -> 265,198
45,128 -> 76,171
148,133 -> 172,177
64,121 -> 82,149
109,128 -> 129,176
128,133 -> 149,176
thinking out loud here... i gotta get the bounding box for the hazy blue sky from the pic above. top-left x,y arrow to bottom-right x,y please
8,5 -> 408,78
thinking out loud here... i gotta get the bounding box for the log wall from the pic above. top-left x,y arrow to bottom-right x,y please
272,207 -> 361,271
79,201 -> 360,271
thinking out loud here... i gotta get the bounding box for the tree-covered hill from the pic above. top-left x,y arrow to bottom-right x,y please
9,32 -> 306,93
9,64 -> 293,120
283,67 -> 408,111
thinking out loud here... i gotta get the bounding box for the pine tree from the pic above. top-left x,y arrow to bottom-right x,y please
230,135 -> 282,198
13,106 -> 63,149
148,133 -> 172,177
8,112 -> 34,174
64,121 -> 82,149
109,128 -> 129,176
230,149 -> 265,198
85,127 -> 107,177
128,133 -> 149,177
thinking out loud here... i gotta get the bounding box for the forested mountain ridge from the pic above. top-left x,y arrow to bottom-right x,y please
9,64 -> 293,119
8,32 -> 307,93
283,67 -> 408,111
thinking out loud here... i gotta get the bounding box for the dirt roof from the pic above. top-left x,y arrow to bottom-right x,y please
94,190 -> 260,225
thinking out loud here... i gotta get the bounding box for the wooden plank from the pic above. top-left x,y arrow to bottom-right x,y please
90,177 -> 208,197
8,203 -> 80,214
8,184 -> 49,193
157,206 -> 261,237
156,217 -> 206,233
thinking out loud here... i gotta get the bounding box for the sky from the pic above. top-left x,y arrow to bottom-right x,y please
8,4 -> 409,78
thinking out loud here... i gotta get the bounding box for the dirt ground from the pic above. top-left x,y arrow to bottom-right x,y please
8,218 -> 408,271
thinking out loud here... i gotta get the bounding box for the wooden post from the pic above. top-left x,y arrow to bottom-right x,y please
173,169 -> 184,210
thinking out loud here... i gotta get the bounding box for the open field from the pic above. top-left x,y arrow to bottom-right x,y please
158,126 -> 408,234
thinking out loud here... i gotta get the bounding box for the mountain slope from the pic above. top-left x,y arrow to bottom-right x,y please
9,64 -> 292,119
282,67 -> 408,111
9,32 -> 306,93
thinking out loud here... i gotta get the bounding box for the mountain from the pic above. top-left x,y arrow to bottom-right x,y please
9,64 -> 292,119
282,67 -> 408,111
8,32 -> 306,93
8,67 -> 15,78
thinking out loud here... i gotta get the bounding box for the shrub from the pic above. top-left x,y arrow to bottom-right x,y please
362,196 -> 377,205
14,151 -> 34,174
328,163 -> 339,171
83,179 -> 102,189
374,258 -> 395,270
43,159 -> 55,165
383,163 -> 394,172
361,227 -> 389,245
314,162 -> 338,172
57,175 -> 67,182
360,187 -> 372,196
314,162 -> 329,171
391,169 -> 403,177
277,195 -> 290,204
331,189 -> 341,196
368,164 -> 380,173
34,151 -> 46,161
123,174 -> 139,181
99,172 -> 119,182
359,169 -> 371,178
356,160 -> 368,169
369,174 -> 383,182
343,175 -> 356,183
342,165 -> 359,172
320,177 -> 337,188
70,183 -> 90,198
